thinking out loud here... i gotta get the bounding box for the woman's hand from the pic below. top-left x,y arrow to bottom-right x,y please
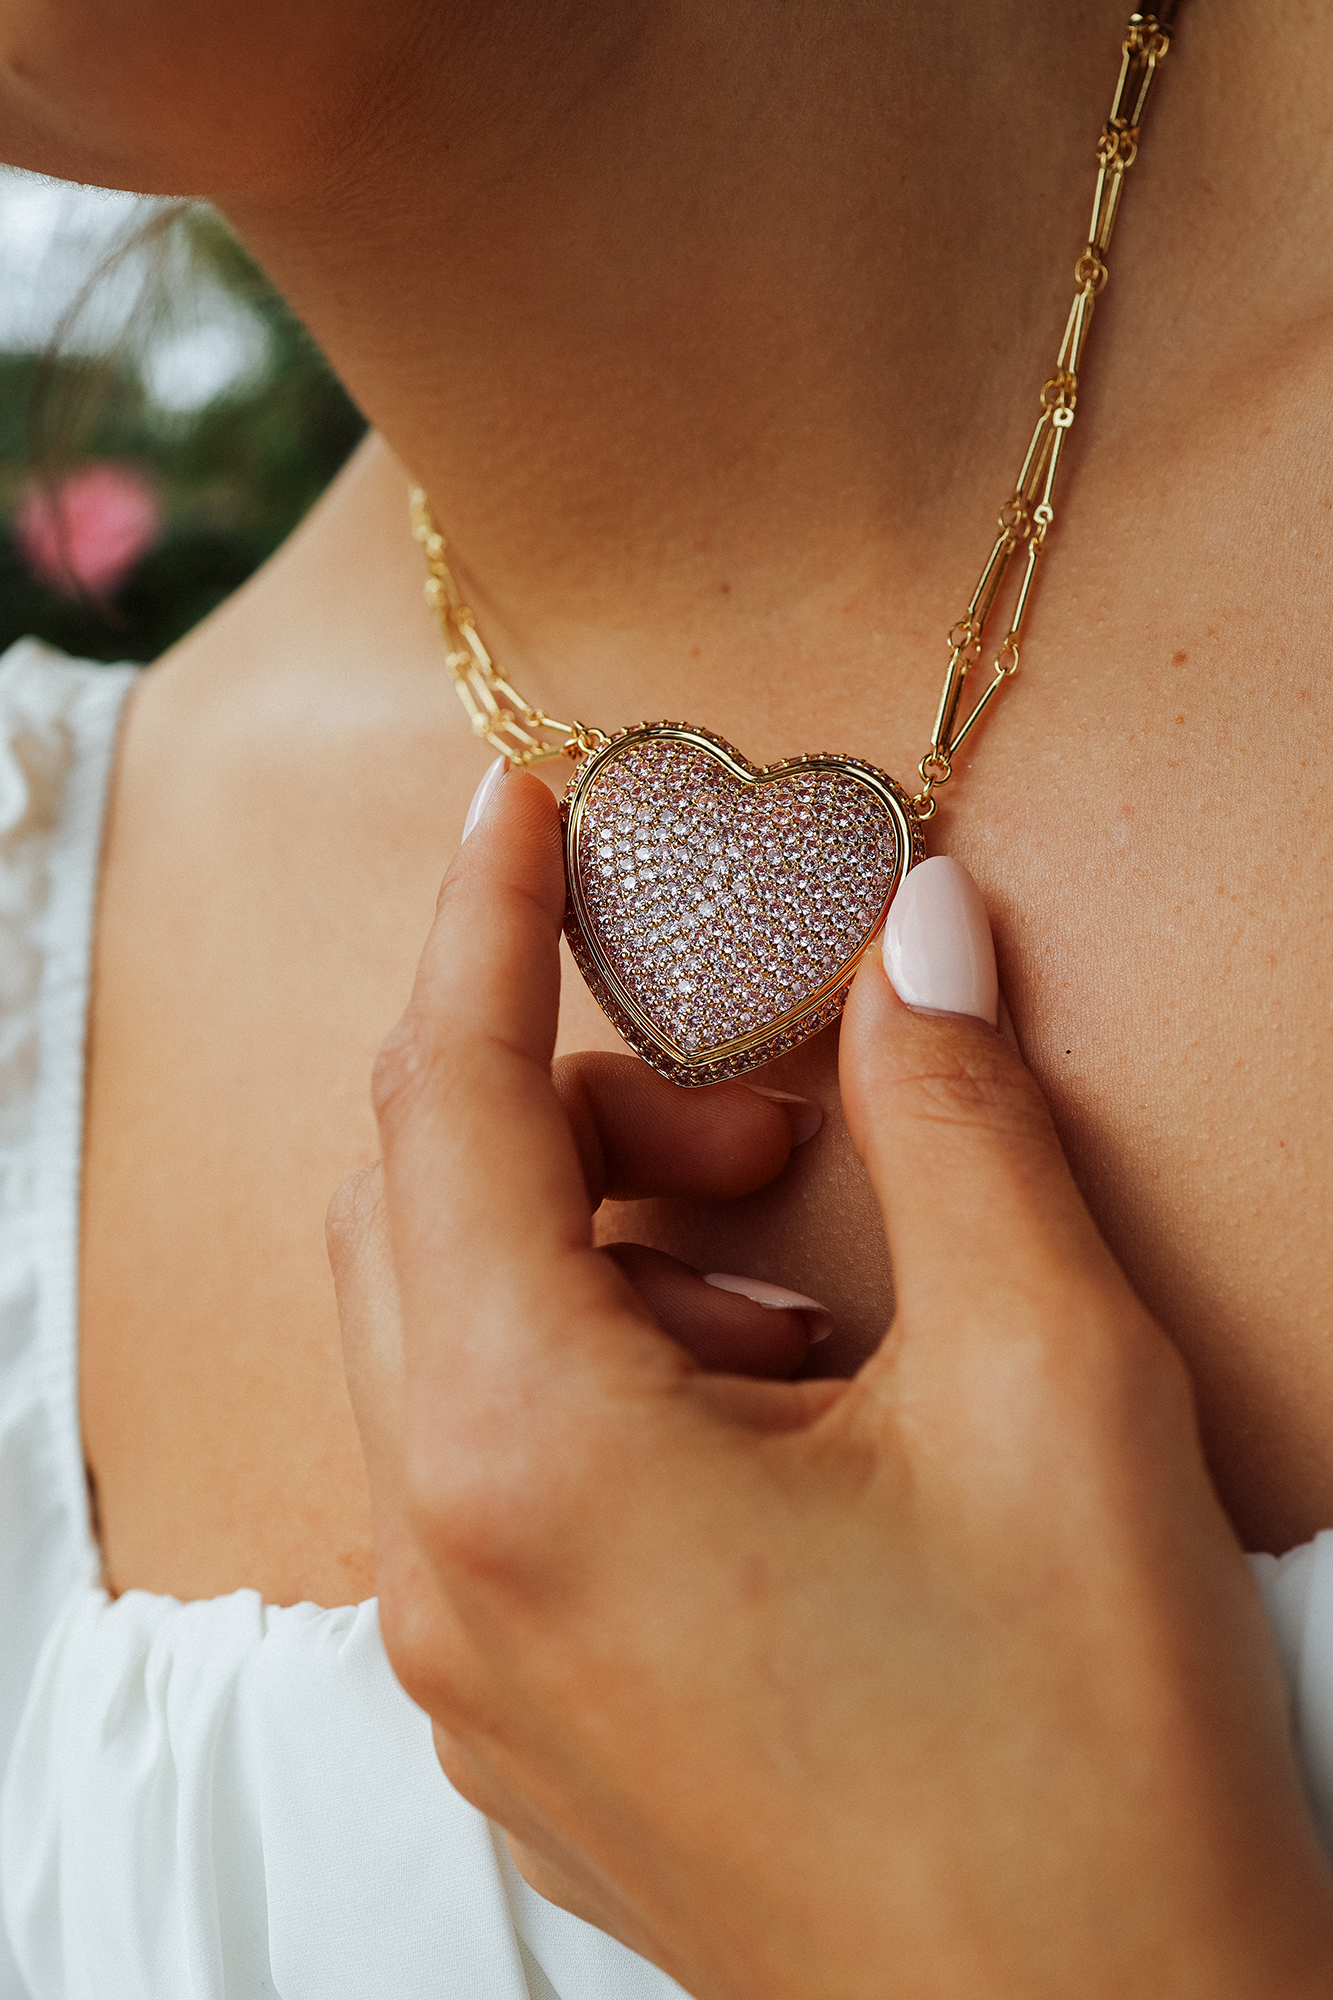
329,771 -> 1333,2000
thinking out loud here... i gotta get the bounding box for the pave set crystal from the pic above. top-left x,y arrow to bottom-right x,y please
563,726 -> 919,1085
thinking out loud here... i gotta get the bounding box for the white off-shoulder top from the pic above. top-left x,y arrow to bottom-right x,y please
0,640 -> 687,2000
0,636 -> 1331,1997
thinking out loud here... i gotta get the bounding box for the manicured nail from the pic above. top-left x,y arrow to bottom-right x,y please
462,755 -> 508,842
882,855 -> 998,1027
741,1084 -> 823,1146
704,1272 -> 833,1342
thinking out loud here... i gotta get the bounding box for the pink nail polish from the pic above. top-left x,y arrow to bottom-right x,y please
882,855 -> 998,1027
741,1085 -> 823,1146
462,756 -> 508,843
703,1272 -> 833,1342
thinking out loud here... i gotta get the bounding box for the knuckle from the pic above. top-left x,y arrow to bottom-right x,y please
324,1161 -> 385,1270
377,1587 -> 478,1739
399,1377 -> 624,1606
371,1010 -> 441,1129
690,1087 -> 792,1193
551,1049 -> 613,1095
549,1058 -> 607,1207
402,1423 -> 563,1598
902,1047 -> 1053,1146
433,855 -> 472,921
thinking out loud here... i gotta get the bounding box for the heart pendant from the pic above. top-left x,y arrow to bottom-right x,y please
562,722 -> 924,1086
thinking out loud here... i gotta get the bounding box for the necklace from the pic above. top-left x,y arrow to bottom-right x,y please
412,9 -> 1178,1087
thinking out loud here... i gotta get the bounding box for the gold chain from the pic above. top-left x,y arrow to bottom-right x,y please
409,490 -> 605,766
911,7 -> 1176,817
412,6 -> 1178,790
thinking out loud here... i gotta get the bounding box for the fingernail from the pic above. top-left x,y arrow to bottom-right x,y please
462,755 -> 508,842
703,1272 -> 833,1342
741,1085 -> 823,1146
882,855 -> 998,1028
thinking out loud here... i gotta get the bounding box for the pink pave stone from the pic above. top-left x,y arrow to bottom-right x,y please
563,726 -> 921,1083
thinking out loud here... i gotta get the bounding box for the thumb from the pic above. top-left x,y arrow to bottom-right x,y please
840,858 -> 1128,1326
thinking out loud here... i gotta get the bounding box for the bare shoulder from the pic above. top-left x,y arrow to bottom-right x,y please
79,437 -> 484,1607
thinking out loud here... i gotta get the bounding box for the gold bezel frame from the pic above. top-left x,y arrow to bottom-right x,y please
562,722 -> 925,1087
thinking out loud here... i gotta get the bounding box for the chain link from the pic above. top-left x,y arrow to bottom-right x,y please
910,7 -> 1177,818
408,489 -> 593,765
410,7 -> 1179,788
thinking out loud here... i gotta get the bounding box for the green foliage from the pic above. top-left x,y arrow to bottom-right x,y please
0,208 -> 364,664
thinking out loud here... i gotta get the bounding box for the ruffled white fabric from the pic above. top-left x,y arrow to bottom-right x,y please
4,1585 -> 681,2000
1250,1537 -> 1333,1854
0,636 -> 1331,1997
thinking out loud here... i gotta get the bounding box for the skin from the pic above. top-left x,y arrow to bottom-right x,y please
0,0 -> 1327,1611
1,0 -> 1332,1982
327,771 -> 1333,1996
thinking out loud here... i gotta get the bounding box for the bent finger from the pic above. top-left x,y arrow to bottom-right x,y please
374,773 -> 691,1457
603,1242 -> 828,1378
554,1051 -> 821,1206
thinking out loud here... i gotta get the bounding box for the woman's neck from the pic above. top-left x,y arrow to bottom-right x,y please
218,0 -> 1332,750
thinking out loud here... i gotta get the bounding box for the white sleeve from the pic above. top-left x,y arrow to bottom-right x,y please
2,1582 -> 642,2000
8,1531 -> 1329,1995
1251,1529 -> 1333,1857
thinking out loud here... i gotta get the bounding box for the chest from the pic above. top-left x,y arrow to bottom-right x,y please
596,592 -> 1333,1550
77,491 -> 1333,1603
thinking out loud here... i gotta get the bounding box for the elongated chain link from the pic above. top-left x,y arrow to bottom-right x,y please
413,4 -> 1179,786
912,6 -> 1177,816
409,490 -> 604,765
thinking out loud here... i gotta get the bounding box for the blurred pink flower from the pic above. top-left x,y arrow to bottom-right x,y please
15,463 -> 162,598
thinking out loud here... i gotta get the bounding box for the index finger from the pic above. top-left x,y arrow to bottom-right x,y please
372,770 -> 680,1408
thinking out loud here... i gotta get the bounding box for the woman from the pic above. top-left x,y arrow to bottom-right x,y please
0,0 -> 1331,1992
